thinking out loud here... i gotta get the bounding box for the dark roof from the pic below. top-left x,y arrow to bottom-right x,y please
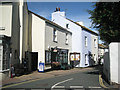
66,18 -> 98,36
28,10 -> 72,34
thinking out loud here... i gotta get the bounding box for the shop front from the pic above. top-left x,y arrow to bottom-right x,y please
70,53 -> 80,68
45,47 -> 69,70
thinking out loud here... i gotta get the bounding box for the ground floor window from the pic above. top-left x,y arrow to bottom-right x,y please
51,48 -> 68,66
45,51 -> 51,65
58,50 -> 68,63
0,44 -> 10,71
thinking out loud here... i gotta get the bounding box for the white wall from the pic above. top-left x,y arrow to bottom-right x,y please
31,13 -> 46,69
103,42 -> 120,84
0,4 -> 12,36
109,43 -> 120,84
22,2 -> 29,58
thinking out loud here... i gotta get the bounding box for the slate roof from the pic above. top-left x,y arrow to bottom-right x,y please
28,10 -> 72,34
66,18 -> 98,36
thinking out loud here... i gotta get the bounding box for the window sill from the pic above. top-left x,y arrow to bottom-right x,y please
0,69 -> 10,73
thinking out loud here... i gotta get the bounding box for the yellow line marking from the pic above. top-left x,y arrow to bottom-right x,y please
99,73 -> 108,88
2,78 -> 42,88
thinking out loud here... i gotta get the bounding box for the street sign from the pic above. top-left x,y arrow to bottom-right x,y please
38,62 -> 44,72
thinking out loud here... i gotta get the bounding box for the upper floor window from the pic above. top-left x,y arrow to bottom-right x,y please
94,39 -> 97,48
65,33 -> 68,44
66,24 -> 69,28
85,36 -> 87,47
53,28 -> 57,42
0,27 -> 5,30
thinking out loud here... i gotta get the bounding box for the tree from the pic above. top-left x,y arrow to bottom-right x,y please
88,2 -> 120,44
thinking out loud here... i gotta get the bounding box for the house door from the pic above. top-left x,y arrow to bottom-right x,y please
31,52 -> 38,71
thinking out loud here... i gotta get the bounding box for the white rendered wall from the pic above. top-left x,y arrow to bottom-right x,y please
31,14 -> 45,69
0,5 -> 12,36
109,43 -> 120,84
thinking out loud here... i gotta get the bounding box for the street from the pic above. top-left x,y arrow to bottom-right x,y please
2,66 -> 110,89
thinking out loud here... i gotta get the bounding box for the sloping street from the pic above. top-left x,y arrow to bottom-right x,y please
2,66 -> 112,89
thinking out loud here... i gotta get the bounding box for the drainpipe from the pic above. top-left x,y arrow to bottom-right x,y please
19,0 -> 24,64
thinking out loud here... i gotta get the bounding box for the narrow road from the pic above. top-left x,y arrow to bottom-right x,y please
2,66 -> 104,89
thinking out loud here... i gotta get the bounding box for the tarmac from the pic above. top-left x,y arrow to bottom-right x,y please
1,66 -> 120,89
1,67 -> 93,87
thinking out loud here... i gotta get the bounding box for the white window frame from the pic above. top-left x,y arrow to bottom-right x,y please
85,36 -> 87,47
53,28 -> 57,42
65,33 -> 68,45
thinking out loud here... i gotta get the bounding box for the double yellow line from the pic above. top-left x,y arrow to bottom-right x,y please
2,78 -> 42,88
99,73 -> 108,88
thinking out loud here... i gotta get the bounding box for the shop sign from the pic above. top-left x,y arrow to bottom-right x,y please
53,49 -> 57,52
70,53 -> 80,61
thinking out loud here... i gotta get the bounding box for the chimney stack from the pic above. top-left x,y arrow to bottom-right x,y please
55,7 -> 60,12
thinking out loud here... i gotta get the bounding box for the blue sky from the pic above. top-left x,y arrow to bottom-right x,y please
28,2 -> 95,29
27,2 -> 102,43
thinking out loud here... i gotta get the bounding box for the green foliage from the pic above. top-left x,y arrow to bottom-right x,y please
88,2 -> 120,44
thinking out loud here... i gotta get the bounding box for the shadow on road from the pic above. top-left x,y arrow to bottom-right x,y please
84,65 -> 103,75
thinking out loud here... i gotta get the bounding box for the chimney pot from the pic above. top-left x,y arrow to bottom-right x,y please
59,8 -> 60,11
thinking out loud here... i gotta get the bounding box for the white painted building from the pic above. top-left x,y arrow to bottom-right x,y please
51,8 -> 98,67
28,11 -> 72,71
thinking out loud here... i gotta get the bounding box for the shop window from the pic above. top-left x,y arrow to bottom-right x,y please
45,51 -> 51,65
0,44 -> 10,71
53,28 -> 57,42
